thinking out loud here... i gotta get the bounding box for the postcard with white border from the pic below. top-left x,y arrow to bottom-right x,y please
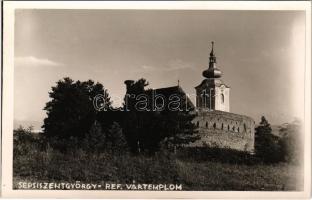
1,1 -> 311,199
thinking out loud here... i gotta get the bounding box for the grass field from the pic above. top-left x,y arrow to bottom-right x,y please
13,148 -> 303,191
175,160 -> 302,190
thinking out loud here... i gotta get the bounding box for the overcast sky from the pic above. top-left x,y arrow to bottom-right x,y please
14,9 -> 306,128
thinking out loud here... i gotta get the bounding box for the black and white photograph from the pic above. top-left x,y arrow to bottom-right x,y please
1,1 -> 311,199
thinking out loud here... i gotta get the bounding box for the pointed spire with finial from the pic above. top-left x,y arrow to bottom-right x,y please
202,41 -> 222,78
210,41 -> 214,56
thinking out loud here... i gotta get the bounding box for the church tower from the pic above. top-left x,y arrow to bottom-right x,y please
195,42 -> 230,112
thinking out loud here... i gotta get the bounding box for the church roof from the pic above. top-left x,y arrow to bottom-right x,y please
153,85 -> 183,96
149,85 -> 195,109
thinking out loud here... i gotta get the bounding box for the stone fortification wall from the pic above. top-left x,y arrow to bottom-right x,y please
191,109 -> 255,153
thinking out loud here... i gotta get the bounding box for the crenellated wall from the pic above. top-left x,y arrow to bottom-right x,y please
190,109 -> 255,153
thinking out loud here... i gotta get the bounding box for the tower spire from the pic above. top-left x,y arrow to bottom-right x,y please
209,41 -> 216,65
210,41 -> 214,56
202,41 -> 222,78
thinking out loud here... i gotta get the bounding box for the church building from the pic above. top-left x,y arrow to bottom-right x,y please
124,42 -> 255,153
191,42 -> 255,153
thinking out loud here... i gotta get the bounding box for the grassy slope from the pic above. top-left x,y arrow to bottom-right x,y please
13,150 -> 303,191
175,160 -> 303,191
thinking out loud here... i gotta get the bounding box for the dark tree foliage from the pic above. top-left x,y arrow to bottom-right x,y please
279,119 -> 302,163
106,122 -> 128,153
122,79 -> 149,152
83,121 -> 128,154
42,77 -> 198,153
123,78 -> 149,111
255,116 -> 283,163
161,111 -> 199,149
122,78 -> 199,154
82,120 -> 106,153
42,77 -> 111,141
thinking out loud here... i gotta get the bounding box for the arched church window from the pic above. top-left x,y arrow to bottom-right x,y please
238,127 -> 240,132
232,126 -> 235,132
221,123 -> 224,130
213,123 -> 216,129
205,122 -> 208,128
244,124 -> 247,132
196,121 -> 199,127
221,93 -> 225,104
228,125 -> 230,131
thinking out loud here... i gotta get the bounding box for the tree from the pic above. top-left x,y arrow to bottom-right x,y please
279,119 -> 302,163
106,122 -> 128,153
82,121 -> 128,154
42,77 -> 112,142
157,92 -> 199,153
255,116 -> 283,163
122,78 -> 199,154
122,78 -> 150,152
161,111 -> 199,151
83,120 -> 106,153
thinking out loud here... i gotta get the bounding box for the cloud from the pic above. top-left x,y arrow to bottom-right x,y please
15,56 -> 64,67
140,59 -> 193,72
141,65 -> 155,70
167,59 -> 193,71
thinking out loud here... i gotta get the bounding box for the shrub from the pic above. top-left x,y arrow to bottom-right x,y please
13,126 -> 47,156
176,146 -> 258,165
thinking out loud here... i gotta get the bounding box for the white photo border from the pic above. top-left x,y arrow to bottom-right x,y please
2,1 -> 311,198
